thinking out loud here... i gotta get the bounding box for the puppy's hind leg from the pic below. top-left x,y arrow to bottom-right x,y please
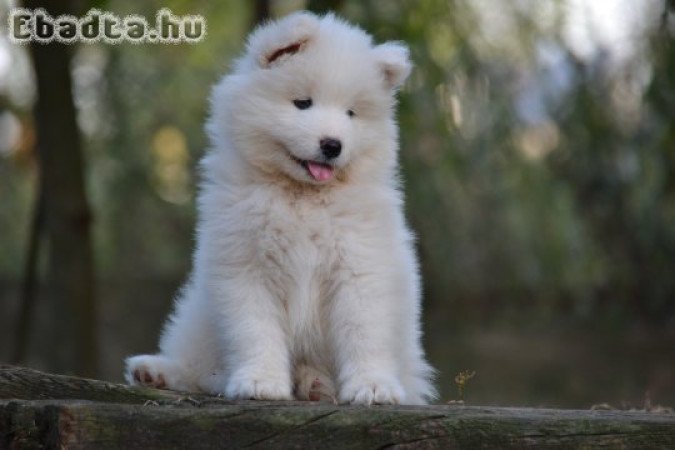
293,363 -> 336,403
125,354 -> 193,391
125,281 -> 218,393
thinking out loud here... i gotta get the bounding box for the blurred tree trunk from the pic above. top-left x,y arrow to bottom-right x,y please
12,186 -> 44,364
253,0 -> 270,26
23,0 -> 97,377
251,0 -> 345,29
307,0 -> 344,14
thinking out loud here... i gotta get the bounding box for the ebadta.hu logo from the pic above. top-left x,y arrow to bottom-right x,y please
7,8 -> 206,44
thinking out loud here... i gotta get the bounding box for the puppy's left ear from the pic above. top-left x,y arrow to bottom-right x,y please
373,42 -> 412,90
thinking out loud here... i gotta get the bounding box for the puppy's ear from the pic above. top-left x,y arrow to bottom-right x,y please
247,12 -> 320,68
373,42 -> 412,90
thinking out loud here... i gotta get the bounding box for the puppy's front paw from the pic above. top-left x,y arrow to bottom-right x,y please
339,374 -> 404,405
225,372 -> 292,400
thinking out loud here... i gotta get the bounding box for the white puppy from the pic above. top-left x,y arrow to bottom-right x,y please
125,11 -> 436,405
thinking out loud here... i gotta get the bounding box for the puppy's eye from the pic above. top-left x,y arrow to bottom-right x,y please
293,98 -> 313,110
347,109 -> 355,118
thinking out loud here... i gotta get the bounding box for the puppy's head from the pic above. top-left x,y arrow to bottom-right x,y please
208,12 -> 411,185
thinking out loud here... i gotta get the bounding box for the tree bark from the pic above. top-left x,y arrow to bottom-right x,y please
23,0 -> 97,377
1,366 -> 674,449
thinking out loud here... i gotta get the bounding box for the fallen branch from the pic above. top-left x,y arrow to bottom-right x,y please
1,365 -> 673,449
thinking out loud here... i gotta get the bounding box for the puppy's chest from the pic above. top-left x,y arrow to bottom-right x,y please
254,200 -> 338,284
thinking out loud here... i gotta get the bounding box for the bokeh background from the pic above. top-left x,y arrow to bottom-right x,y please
1,0 -> 674,408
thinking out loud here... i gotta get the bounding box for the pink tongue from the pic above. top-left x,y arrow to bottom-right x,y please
306,161 -> 334,181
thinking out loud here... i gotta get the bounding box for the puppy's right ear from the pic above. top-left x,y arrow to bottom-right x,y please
247,12 -> 320,68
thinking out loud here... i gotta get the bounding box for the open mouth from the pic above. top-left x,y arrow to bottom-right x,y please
290,154 -> 335,182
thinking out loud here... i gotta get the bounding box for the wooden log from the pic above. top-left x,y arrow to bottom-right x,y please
1,365 -> 674,449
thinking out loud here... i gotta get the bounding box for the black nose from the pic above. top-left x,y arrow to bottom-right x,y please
320,138 -> 342,159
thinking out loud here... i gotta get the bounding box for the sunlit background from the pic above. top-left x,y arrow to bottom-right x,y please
1,0 -> 674,408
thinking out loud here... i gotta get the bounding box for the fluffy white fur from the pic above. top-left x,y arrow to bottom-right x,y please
125,11 -> 436,405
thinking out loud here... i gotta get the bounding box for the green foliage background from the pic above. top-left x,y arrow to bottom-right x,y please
1,0 -> 674,407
